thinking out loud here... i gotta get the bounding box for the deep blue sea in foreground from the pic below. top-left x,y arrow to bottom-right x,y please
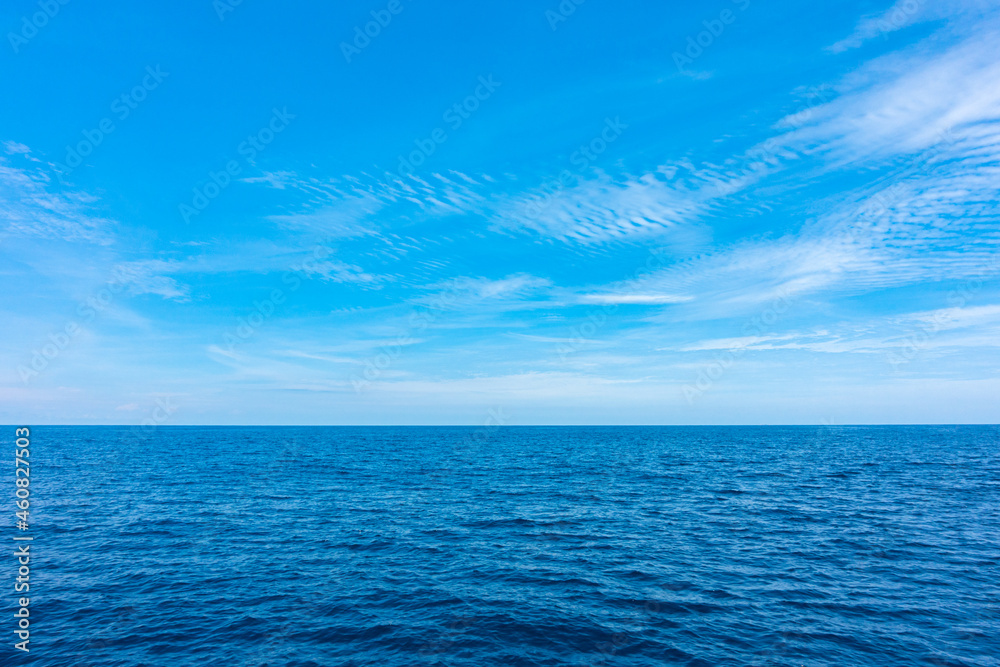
11,425 -> 1000,666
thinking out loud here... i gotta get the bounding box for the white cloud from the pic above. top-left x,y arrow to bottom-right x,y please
415,273 -> 552,310
3,141 -> 31,155
578,293 -> 692,305
0,151 -> 115,244
492,169 -> 704,243
801,25 -> 1000,161
582,18 -> 1000,313
828,0 -> 929,53
902,303 -> 1000,330
112,260 -> 192,301
300,259 -> 387,286
827,0 -> 998,53
677,336 -> 780,352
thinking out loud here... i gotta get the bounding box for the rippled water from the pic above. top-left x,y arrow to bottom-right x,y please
17,425 -> 1000,665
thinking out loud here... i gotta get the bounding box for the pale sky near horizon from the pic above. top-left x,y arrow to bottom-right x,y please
2,0 -> 999,425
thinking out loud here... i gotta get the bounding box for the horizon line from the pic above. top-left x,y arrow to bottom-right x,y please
9,423 -> 1000,428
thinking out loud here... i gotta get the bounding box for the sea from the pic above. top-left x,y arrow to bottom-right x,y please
11,425 -> 1000,666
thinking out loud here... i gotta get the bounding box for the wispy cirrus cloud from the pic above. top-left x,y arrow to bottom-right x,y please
826,0 -> 996,53
491,169 -> 703,243
413,273 -> 553,311
208,4 -> 1000,348
578,293 -> 693,305
298,259 -> 388,286
801,26 -> 1000,161
258,169 -> 490,235
568,15 -> 1000,312
828,0 -> 931,53
671,302 -> 1000,357
111,260 -> 192,301
0,146 -> 116,244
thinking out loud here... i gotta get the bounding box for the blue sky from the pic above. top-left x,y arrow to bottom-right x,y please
2,0 -> 999,425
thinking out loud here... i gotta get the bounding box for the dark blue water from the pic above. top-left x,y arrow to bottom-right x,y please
11,425 -> 1000,666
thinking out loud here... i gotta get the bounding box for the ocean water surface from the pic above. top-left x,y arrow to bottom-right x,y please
17,425 -> 1000,665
